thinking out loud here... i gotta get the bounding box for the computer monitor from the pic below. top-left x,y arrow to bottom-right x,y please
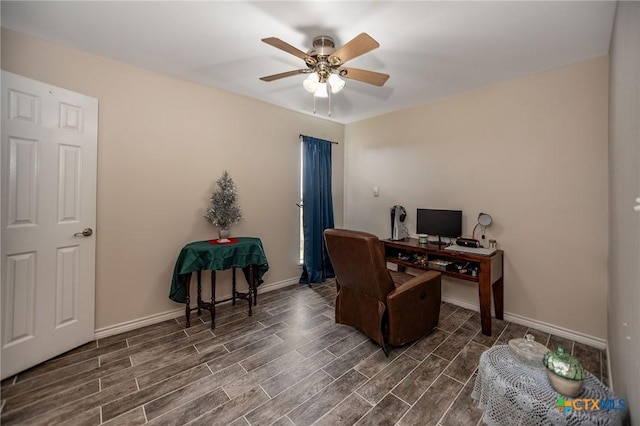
416,209 -> 462,245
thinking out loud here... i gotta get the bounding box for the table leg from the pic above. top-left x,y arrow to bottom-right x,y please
493,276 -> 504,320
232,268 -> 237,306
184,273 -> 192,328
210,270 -> 216,330
247,265 -> 254,316
479,264 -> 492,336
253,266 -> 258,306
196,270 -> 202,316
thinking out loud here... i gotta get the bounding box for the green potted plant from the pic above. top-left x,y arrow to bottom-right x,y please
204,171 -> 243,242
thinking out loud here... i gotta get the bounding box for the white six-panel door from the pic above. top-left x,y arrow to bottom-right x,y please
1,71 -> 98,379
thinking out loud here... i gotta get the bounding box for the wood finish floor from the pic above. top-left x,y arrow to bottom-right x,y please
0,280 -> 607,426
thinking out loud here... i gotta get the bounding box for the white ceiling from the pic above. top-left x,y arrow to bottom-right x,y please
1,1 -> 616,124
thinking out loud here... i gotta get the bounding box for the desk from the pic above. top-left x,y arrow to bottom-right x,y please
382,238 -> 503,336
169,237 -> 269,329
472,346 -> 624,425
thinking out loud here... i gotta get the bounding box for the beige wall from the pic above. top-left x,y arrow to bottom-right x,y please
1,28 -> 345,329
1,28 -> 611,342
608,1 -> 640,419
345,57 -> 609,339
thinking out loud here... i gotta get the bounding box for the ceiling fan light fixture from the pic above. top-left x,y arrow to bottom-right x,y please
303,73 -> 319,93
261,33 -> 387,117
314,82 -> 329,98
328,74 -> 345,93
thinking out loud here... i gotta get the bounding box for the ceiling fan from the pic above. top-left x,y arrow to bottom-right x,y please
260,33 -> 389,115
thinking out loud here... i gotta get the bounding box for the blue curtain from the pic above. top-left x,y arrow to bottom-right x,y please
300,136 -> 335,284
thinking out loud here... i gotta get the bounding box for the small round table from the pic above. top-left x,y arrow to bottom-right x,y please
169,238 -> 269,329
472,346 -> 625,425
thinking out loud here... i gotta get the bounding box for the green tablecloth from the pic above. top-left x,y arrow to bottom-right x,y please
169,237 -> 269,303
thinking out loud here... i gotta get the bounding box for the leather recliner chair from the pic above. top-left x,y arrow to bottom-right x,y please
324,228 -> 442,354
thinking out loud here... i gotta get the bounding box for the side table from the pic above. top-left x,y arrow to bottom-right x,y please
472,346 -> 624,425
169,237 -> 269,329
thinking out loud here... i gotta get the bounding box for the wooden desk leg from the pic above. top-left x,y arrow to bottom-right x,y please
210,270 -> 216,330
479,266 -> 492,336
196,270 -> 202,316
185,273 -> 192,328
493,276 -> 504,320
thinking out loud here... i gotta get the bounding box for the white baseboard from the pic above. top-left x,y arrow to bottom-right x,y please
606,342 -> 614,390
96,279 -> 605,350
94,308 -> 184,340
93,277 -> 301,340
258,277 -> 300,292
441,295 -> 607,350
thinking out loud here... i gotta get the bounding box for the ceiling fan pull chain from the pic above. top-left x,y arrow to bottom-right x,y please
313,94 -> 317,115
328,80 -> 332,117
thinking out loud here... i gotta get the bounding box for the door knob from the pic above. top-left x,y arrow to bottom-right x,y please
74,228 -> 93,237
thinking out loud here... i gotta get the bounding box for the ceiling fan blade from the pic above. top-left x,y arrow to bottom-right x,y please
340,67 -> 389,87
329,33 -> 379,66
262,37 -> 316,64
260,69 -> 308,82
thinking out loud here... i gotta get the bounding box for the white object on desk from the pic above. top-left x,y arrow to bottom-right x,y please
445,245 -> 497,256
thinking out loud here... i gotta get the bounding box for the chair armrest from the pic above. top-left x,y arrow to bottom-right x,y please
386,270 -> 442,346
387,270 -> 441,301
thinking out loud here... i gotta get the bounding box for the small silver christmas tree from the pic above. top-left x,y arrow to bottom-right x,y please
204,171 -> 243,232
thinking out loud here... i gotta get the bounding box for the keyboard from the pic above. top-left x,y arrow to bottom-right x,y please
444,245 -> 497,256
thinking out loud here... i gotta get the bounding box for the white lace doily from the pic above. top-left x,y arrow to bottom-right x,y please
471,345 -> 624,426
